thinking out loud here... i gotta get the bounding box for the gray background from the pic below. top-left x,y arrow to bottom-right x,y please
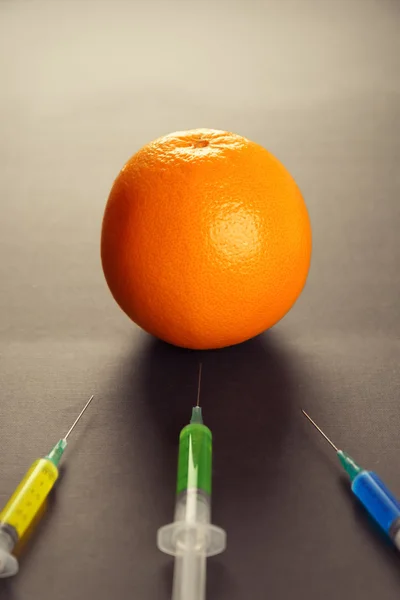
1,0 -> 400,598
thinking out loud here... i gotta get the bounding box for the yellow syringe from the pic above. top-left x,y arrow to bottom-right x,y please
0,395 -> 94,577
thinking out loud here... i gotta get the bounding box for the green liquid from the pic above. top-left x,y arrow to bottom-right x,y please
176,423 -> 212,496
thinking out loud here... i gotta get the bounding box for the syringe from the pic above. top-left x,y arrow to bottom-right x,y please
0,395 -> 94,577
302,409 -> 400,550
157,365 -> 226,600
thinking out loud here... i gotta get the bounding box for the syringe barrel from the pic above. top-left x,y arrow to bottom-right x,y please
351,470 -> 400,547
158,488 -> 226,557
0,458 -> 59,541
177,423 -> 212,497
157,420 -> 226,558
174,489 -> 211,525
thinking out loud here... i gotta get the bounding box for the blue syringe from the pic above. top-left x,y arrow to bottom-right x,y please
302,409 -> 400,550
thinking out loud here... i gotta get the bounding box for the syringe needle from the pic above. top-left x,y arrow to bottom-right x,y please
196,363 -> 202,407
301,409 -> 338,452
63,395 -> 94,441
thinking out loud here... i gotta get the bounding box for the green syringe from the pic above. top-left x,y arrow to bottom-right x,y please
157,365 -> 226,600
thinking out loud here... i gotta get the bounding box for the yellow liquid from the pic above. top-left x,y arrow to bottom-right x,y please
0,458 -> 59,539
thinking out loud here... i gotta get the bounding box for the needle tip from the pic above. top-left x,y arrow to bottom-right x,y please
63,394 -> 95,441
301,408 -> 339,452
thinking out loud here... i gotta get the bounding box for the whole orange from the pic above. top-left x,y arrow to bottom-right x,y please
101,129 -> 311,349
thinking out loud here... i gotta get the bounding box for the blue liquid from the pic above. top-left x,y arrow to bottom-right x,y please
352,471 -> 400,535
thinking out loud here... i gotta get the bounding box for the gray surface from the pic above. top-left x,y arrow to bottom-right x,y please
1,0 -> 400,598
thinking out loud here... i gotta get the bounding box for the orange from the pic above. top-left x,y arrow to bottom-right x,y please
101,129 -> 312,350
